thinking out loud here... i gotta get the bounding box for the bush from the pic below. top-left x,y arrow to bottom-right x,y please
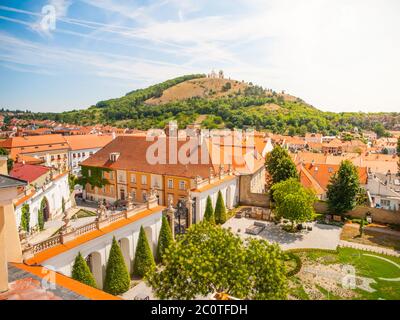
157,216 -> 173,263
214,191 -> 227,224
133,226 -> 156,278
103,237 -> 131,295
71,252 -> 97,288
284,252 -> 302,277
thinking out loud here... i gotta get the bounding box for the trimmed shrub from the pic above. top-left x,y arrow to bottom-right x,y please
133,226 -> 156,278
214,191 -> 227,224
284,252 -> 302,277
203,196 -> 215,224
20,204 -> 30,232
157,215 -> 173,263
71,252 -> 97,288
103,237 -> 131,295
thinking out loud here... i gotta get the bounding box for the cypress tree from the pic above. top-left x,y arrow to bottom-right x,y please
103,237 -> 131,295
157,215 -> 173,263
214,191 -> 227,224
20,204 -> 30,232
203,195 -> 215,224
133,226 -> 156,278
71,252 -> 97,288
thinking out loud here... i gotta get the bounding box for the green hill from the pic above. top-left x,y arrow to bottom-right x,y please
18,74 -> 400,135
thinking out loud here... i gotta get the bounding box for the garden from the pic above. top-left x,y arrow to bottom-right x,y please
285,247 -> 400,300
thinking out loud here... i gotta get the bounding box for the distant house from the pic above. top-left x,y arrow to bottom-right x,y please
367,172 -> 400,211
298,162 -> 368,200
64,135 -> 114,176
0,134 -> 69,171
305,133 -> 323,144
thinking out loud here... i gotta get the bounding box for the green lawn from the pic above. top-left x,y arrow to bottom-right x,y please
288,248 -> 400,300
72,209 -> 97,219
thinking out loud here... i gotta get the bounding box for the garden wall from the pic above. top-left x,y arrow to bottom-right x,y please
313,201 -> 400,225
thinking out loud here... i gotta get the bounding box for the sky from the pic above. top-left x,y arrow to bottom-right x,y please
0,0 -> 399,113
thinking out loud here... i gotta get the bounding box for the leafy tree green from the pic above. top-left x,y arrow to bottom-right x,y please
133,226 -> 156,277
203,196 -> 215,224
71,252 -> 97,288
0,147 -> 13,172
214,191 -> 227,224
20,204 -> 30,232
156,215 -> 173,263
327,160 -> 361,214
265,145 -> 299,185
68,174 -> 78,192
146,222 -> 287,300
271,178 -> 316,230
103,237 -> 131,295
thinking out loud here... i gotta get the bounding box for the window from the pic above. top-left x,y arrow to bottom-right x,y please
77,153 -> 81,157
328,167 -> 333,173
381,200 -> 391,207
142,191 -> 147,201
73,153 -> 76,158
110,185 -> 115,194
82,152 -> 86,157
51,155 -> 55,161
102,186 -> 106,193
141,175 -> 147,185
131,190 -> 136,200
89,152 -> 93,156
88,169 -> 91,176
131,174 -> 136,184
179,180 -> 186,190
109,171 -> 114,180
167,179 -> 173,189
57,155 -> 61,160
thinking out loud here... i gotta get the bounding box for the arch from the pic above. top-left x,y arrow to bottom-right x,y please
118,238 -> 131,273
144,226 -> 154,255
86,251 -> 103,289
41,197 -> 50,222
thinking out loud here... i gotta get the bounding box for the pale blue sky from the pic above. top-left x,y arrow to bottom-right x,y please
0,0 -> 399,113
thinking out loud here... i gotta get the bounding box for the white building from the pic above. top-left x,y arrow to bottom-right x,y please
367,173 -> 400,211
65,135 -> 113,176
10,163 -> 71,229
23,199 -> 163,290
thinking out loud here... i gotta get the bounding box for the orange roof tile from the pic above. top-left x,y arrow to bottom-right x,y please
65,135 -> 114,151
11,263 -> 121,300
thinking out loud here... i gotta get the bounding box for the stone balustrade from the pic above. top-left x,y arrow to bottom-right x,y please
22,201 -> 155,259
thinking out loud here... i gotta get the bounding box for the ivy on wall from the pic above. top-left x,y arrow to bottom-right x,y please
78,166 -> 111,189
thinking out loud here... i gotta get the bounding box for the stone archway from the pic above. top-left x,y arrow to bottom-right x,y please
118,238 -> 131,273
41,197 -> 50,222
86,251 -> 103,289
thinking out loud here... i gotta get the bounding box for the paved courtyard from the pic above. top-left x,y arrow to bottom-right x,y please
223,217 -> 342,250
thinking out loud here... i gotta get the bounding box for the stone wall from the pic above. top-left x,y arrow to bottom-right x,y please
239,173 -> 270,208
313,201 -> 400,225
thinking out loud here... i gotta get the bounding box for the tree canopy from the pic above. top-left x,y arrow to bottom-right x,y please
146,222 -> 287,300
203,196 -> 215,224
327,160 -> 361,214
265,145 -> 299,185
271,178 -> 316,229
71,252 -> 97,288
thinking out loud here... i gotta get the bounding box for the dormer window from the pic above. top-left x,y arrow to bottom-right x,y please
109,152 -> 120,162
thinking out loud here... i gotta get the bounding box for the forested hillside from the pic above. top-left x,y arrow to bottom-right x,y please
16,75 -> 400,135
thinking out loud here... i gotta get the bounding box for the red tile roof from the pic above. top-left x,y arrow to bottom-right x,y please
10,163 -> 50,183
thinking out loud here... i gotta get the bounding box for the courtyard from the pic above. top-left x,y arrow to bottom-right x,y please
223,217 -> 342,250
